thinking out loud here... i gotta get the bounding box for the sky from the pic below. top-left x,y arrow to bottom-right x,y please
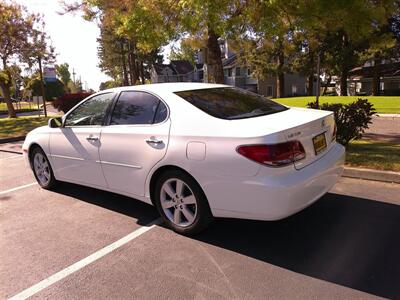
16,0 -> 111,91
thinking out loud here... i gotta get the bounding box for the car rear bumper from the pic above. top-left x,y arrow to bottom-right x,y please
207,143 -> 345,221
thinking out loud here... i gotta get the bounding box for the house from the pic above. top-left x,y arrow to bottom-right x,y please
152,40 -> 314,98
151,60 -> 195,83
212,39 -> 313,97
347,61 -> 400,95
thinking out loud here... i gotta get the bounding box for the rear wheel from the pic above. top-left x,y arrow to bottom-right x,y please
31,147 -> 57,189
154,170 -> 213,235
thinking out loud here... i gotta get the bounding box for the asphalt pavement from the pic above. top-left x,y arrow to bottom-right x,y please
1,143 -> 399,299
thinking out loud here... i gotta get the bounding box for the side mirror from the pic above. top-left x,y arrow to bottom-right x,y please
48,117 -> 63,128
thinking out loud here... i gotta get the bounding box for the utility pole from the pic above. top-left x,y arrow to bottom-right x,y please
315,51 -> 321,108
72,68 -> 76,83
38,56 -> 48,117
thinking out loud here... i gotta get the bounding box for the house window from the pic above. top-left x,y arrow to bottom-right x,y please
224,69 -> 228,76
235,67 -> 241,76
228,68 -> 232,77
267,86 -> 273,97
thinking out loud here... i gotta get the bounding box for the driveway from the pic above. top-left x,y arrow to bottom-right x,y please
1,143 -> 399,299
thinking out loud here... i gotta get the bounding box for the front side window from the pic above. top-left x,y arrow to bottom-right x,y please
175,87 -> 288,120
64,93 -> 113,126
110,91 -> 164,125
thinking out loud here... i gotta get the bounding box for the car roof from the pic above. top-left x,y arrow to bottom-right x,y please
103,82 -> 227,94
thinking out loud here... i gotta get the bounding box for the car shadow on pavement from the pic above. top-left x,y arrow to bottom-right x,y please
195,193 -> 400,299
51,183 -> 399,299
53,182 -> 159,226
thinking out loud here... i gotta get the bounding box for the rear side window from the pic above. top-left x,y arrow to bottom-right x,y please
110,91 -> 163,125
174,87 -> 288,120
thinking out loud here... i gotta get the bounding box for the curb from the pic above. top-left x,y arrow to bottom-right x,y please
343,166 -> 400,184
0,136 -> 26,144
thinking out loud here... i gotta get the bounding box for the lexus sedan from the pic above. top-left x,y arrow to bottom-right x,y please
23,83 -> 345,235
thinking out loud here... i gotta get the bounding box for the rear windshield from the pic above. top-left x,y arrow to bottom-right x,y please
174,87 -> 288,120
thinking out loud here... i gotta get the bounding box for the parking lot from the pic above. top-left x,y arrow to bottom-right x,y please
1,142 -> 400,299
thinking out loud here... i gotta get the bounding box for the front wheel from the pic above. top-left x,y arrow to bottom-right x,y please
154,170 -> 213,235
31,147 -> 58,189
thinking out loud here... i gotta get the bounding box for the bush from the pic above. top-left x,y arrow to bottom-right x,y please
307,98 -> 376,146
53,92 -> 92,113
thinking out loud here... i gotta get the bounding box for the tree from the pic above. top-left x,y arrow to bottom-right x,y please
229,1 -> 297,97
56,63 -> 72,91
99,80 -> 120,90
290,0 -> 398,96
0,2 -> 37,117
26,76 -> 65,101
168,39 -> 196,64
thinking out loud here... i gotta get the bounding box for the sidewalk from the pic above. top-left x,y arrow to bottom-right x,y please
364,114 -> 400,143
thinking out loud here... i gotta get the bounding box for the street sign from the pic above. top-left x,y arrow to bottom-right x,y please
44,67 -> 57,82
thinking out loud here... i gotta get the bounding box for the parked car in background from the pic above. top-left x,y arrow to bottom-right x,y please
22,83 -> 345,235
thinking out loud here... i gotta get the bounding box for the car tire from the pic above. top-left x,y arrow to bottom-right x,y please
154,170 -> 213,235
30,147 -> 58,190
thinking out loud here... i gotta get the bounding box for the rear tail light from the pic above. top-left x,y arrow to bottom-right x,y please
332,123 -> 337,142
237,141 -> 306,167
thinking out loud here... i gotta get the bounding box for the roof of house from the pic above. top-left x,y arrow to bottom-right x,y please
170,60 -> 194,74
153,60 -> 195,76
222,54 -> 237,68
153,64 -> 176,75
349,62 -> 400,79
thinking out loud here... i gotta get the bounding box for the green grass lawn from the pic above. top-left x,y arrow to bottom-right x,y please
274,96 -> 400,114
0,102 -> 40,114
346,139 -> 400,172
0,116 -> 51,138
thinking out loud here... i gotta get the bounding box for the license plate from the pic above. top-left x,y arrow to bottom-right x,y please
313,133 -> 327,155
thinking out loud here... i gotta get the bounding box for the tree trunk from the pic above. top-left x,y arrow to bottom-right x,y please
127,41 -> 139,85
322,75 -> 332,95
340,67 -> 348,96
372,56 -> 381,96
120,41 -> 129,86
307,74 -> 314,96
0,82 -> 16,118
38,57 -> 48,117
140,61 -> 145,84
276,48 -> 285,98
206,28 -> 224,84
276,73 -> 285,98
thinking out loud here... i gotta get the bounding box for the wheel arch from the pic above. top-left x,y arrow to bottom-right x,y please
27,142 -> 43,168
148,165 -> 209,209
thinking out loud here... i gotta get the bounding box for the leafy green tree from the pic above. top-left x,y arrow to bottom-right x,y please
26,77 -> 65,101
99,80 -> 120,91
56,63 -> 72,91
168,39 -> 196,64
0,2 -> 39,117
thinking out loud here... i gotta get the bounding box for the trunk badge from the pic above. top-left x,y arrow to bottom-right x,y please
287,131 -> 302,138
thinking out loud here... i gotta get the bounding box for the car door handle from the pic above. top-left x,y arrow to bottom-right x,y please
86,136 -> 99,141
146,137 -> 163,145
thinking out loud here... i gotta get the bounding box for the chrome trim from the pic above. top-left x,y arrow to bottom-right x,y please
51,154 -> 84,161
97,160 -> 142,169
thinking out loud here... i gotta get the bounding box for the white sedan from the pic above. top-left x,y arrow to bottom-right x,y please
23,83 -> 345,235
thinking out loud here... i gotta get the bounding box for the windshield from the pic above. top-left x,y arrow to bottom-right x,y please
174,87 -> 288,120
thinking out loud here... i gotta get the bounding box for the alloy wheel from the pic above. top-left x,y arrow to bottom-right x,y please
160,178 -> 198,227
33,152 -> 51,186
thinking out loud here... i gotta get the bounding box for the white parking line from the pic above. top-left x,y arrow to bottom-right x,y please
8,218 -> 162,300
0,182 -> 37,195
0,155 -> 23,161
